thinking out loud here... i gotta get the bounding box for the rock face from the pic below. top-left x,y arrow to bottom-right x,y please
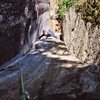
30,0 -> 50,44
0,0 -> 25,66
0,38 -> 100,100
34,0 -> 50,4
0,23 -> 21,66
62,7 -> 100,65
0,15 -> 3,22
0,0 -> 100,100
0,0 -> 50,66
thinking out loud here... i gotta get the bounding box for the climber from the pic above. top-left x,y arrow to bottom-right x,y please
38,30 -> 62,40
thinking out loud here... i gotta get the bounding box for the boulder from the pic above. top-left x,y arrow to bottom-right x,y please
0,38 -> 100,100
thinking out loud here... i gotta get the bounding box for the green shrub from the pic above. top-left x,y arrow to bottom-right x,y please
80,0 -> 100,27
57,0 -> 79,18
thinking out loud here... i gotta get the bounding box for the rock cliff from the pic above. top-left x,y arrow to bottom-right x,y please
0,0 -> 100,100
62,2 -> 100,66
0,0 -> 25,66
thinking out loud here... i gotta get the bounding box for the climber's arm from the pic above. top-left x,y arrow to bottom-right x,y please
38,34 -> 44,39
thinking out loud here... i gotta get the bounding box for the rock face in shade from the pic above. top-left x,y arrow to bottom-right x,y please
0,15 -> 3,22
0,23 -> 21,66
34,0 -> 50,4
0,0 -> 25,66
0,38 -> 100,100
0,0 -> 50,66
36,3 -> 50,15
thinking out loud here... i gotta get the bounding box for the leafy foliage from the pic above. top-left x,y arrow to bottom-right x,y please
57,0 -> 79,18
80,0 -> 100,26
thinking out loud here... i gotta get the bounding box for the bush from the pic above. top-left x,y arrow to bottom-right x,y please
80,0 -> 100,27
57,0 -> 79,18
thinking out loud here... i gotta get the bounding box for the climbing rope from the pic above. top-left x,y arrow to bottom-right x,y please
0,60 -> 31,100
19,61 -> 31,100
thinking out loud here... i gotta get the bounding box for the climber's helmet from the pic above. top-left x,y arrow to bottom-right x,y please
42,30 -> 48,36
